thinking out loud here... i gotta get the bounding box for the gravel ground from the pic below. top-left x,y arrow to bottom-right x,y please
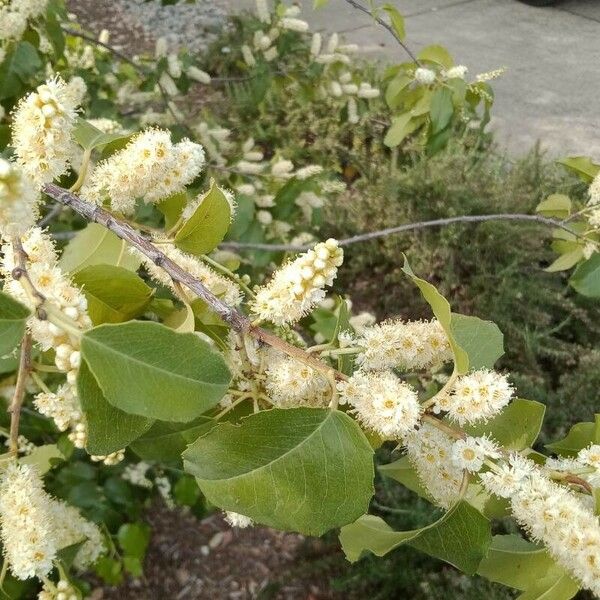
88,506 -> 344,600
68,0 -> 233,55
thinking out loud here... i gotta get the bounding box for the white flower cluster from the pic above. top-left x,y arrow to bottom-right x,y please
405,422 -> 464,508
327,71 -> 380,124
91,449 -> 125,466
338,371 -> 421,439
81,128 -> 205,214
586,173 -> 600,229
224,510 -> 253,528
546,443 -> 600,488
0,229 -> 91,447
481,454 -> 600,596
0,463 -> 105,580
136,243 -> 242,306
0,157 -> 39,236
356,318 -> 452,372
122,461 -> 153,488
414,67 -> 436,85
313,32 -> 358,66
38,579 -> 78,600
436,369 -> 514,425
264,352 -> 331,408
11,77 -> 79,187
450,435 -> 500,472
251,239 -> 343,325
0,0 -> 48,42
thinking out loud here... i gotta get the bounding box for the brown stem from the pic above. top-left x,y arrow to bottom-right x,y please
8,333 -> 32,455
42,184 -> 347,380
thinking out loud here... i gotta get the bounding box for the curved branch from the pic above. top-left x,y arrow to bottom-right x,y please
220,213 -> 584,252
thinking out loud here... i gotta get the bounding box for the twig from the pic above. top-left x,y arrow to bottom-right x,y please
8,333 -> 32,455
219,213 -> 585,252
43,183 -> 347,381
343,0 -> 420,64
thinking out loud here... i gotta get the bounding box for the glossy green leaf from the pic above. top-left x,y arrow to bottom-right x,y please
183,408 -> 374,535
59,223 -> 140,274
72,117 -> 128,151
78,360 -> 153,454
569,254 -> 600,297
130,417 -> 215,462
477,535 -> 576,595
418,44 -> 453,69
402,257 -> 469,373
157,191 -> 187,230
117,522 -> 150,559
430,87 -> 454,134
0,292 -> 30,356
450,313 -> 504,371
517,574 -> 579,600
385,73 -> 411,108
174,180 -> 231,255
339,501 -> 491,574
463,399 -> 545,450
382,4 -> 405,40
81,321 -> 231,422
73,265 -> 153,325
546,415 -> 600,457
0,42 -> 42,100
536,194 -> 572,218
557,156 -> 600,183
164,302 -> 195,332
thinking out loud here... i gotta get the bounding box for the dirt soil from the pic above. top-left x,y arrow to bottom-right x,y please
88,507 -> 346,600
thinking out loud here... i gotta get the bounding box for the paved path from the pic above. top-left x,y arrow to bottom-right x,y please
227,0 -> 600,157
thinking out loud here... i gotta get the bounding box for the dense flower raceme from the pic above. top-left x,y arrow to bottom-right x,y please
0,158 -> 40,236
251,238 -> 343,325
11,77 -> 80,187
81,128 -> 205,214
0,0 -> 48,43
0,463 -> 105,580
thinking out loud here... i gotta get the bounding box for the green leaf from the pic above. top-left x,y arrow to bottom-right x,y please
183,408 -> 374,535
72,117 -> 128,151
382,4 -> 405,40
546,416 -> 600,457
477,535 -> 575,594
173,475 -> 201,506
174,180 -> 231,255
462,399 -> 546,450
117,522 -> 150,559
157,192 -> 187,230
545,248 -> 584,273
402,257 -> 469,373
430,87 -> 454,134
339,501 -> 491,575
385,73 -> 411,108
569,254 -> 600,297
518,574 -> 579,600
0,292 -> 30,357
378,456 -> 434,501
418,44 -> 453,68
78,360 -> 153,455
81,321 -> 231,422
557,156 -> 600,183
59,223 -> 140,274
20,444 -> 63,475
536,194 -> 572,218
164,302 -> 195,332
0,42 -> 42,100
384,113 -> 419,147
130,417 -> 215,462
73,265 -> 153,325
450,313 -> 504,370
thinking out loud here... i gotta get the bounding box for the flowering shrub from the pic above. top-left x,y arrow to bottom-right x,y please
1,1 -> 599,599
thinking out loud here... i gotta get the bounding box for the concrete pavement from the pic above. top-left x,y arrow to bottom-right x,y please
224,0 -> 600,157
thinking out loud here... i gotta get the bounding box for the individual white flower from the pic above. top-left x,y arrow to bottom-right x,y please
405,423 -> 463,508
451,436 -> 499,472
0,463 -> 57,579
224,511 -> 253,528
81,129 -> 205,214
578,444 -> 600,470
265,352 -> 330,408
338,371 -> 421,439
414,67 -> 436,85
11,76 -> 79,187
444,369 -> 514,425
356,319 -> 451,371
0,158 -> 40,236
444,65 -> 468,79
281,17 -> 309,33
479,453 -> 535,498
251,239 -> 343,325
